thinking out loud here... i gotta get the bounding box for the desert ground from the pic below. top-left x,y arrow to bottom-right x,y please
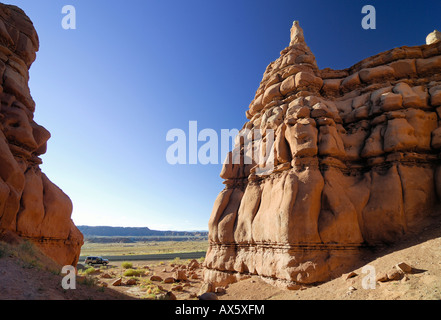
79,218 -> 441,300
0,219 -> 440,300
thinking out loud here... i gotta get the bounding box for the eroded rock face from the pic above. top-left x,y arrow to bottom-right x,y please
0,4 -> 83,266
204,24 -> 441,288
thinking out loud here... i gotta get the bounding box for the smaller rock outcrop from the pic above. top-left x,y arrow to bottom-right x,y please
426,30 -> 441,45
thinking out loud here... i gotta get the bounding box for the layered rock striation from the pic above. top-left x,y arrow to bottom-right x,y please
204,21 -> 441,288
0,4 -> 82,266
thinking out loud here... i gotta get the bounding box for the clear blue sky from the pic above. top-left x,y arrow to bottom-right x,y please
6,0 -> 441,230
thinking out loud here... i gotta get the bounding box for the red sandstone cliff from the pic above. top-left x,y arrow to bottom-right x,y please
204,21 -> 441,288
0,4 -> 83,266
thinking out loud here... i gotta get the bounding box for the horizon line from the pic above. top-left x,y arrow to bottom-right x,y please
76,225 -> 209,233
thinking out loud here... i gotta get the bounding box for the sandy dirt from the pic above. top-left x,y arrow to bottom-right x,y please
0,256 -> 131,300
220,220 -> 441,300
0,220 -> 440,300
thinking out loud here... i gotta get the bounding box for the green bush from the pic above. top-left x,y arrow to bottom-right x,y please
123,268 -> 143,277
83,267 -> 97,275
171,257 -> 180,265
121,262 -> 133,269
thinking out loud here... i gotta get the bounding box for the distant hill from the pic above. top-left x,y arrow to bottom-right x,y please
77,225 -> 208,238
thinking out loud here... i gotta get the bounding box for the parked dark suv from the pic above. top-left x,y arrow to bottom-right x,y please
84,256 -> 109,266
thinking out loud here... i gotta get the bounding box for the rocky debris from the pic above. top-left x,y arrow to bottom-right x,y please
396,262 -> 413,273
376,273 -> 389,282
377,262 -> 420,283
0,3 -> 83,266
125,278 -> 137,286
150,275 -> 163,282
163,277 -> 175,284
401,275 -> 410,283
344,285 -> 358,297
215,287 -> 226,294
190,273 -> 199,280
386,268 -> 404,281
171,284 -> 183,291
156,291 -> 177,300
75,261 -> 207,300
188,259 -> 200,270
111,278 -> 122,286
204,21 -> 441,289
342,272 -> 358,280
174,270 -> 188,281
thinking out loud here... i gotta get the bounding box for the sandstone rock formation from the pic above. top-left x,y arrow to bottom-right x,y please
426,30 -> 441,45
204,23 -> 441,288
0,4 -> 83,266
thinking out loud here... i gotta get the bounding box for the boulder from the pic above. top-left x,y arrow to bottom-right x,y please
198,292 -> 218,300
396,262 -> 413,274
426,30 -> 441,45
376,273 -> 389,282
125,278 -> 137,286
150,275 -> 163,282
171,285 -> 183,291
174,270 -> 188,281
111,278 -> 122,286
387,268 -> 404,281
188,259 -> 200,270
215,287 -> 226,294
163,277 -> 175,284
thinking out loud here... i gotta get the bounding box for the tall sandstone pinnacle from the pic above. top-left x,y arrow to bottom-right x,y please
0,4 -> 83,266
204,21 -> 441,289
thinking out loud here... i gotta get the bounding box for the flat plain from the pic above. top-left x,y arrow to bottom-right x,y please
80,239 -> 208,258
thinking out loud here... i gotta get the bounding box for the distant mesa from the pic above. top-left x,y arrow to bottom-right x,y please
203,21 -> 441,289
79,226 -> 153,237
78,225 -> 208,238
